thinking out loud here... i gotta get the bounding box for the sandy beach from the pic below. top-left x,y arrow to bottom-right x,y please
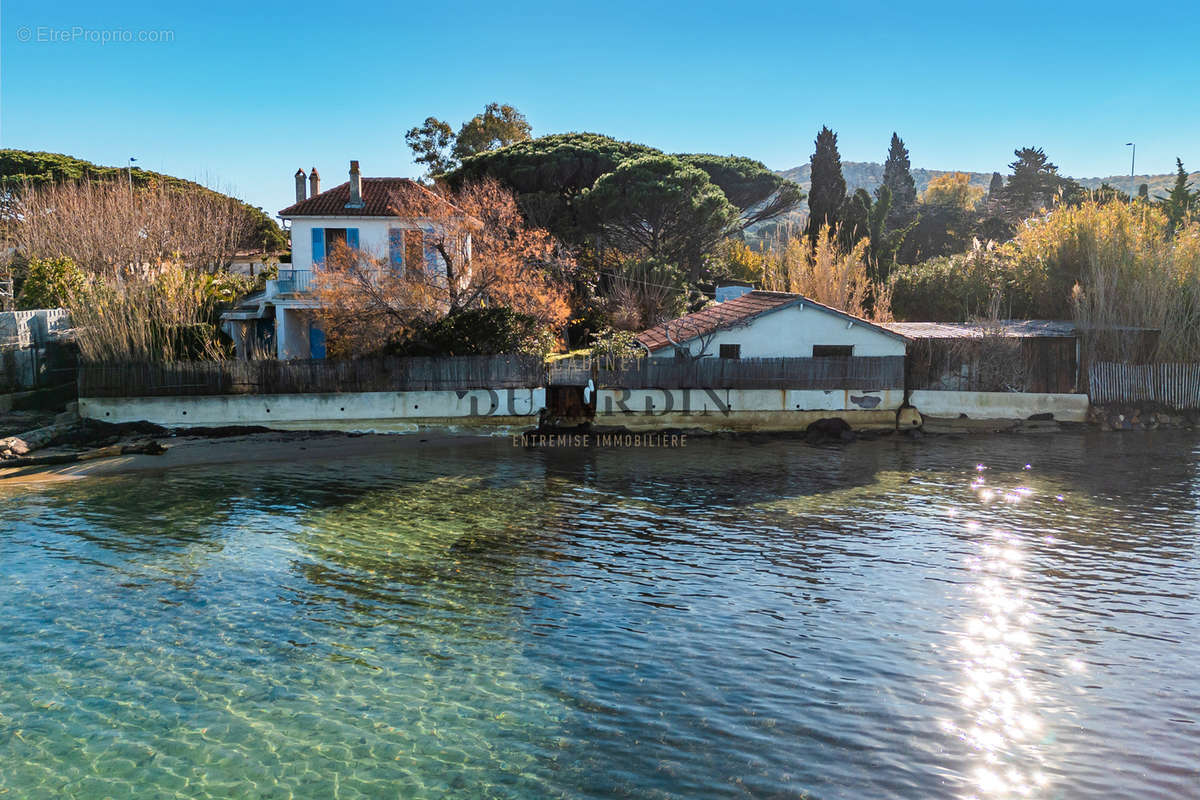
0,429 -> 510,486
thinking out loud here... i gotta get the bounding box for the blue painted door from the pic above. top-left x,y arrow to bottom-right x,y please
308,322 -> 326,359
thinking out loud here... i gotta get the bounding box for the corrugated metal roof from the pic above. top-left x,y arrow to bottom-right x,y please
880,320 -> 1078,339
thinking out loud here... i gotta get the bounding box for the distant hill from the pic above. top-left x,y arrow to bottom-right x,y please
0,149 -> 287,252
777,161 -> 1195,208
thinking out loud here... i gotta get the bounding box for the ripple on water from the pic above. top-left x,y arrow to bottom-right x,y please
0,432 -> 1198,799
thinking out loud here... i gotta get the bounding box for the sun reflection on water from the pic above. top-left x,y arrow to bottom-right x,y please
950,466 -> 1054,800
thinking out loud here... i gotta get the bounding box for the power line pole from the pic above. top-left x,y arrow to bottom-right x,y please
1125,142 -> 1135,200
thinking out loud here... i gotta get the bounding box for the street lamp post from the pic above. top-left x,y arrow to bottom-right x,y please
1125,143 -> 1135,200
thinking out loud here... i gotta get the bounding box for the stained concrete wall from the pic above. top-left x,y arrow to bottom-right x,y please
909,390 -> 1090,422
79,388 -> 546,433
594,388 -> 915,432
78,386 -> 1093,437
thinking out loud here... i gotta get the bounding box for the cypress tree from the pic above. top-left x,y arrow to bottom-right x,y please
1159,157 -> 1195,235
988,172 -> 1004,199
878,133 -> 917,211
806,126 -> 846,240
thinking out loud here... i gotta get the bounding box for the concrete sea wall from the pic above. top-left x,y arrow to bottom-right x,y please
593,388 -> 918,432
78,386 -> 1094,436
79,389 -> 546,434
909,391 -> 1090,423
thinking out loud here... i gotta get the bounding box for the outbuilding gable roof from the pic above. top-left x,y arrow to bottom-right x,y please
279,178 -> 452,218
636,290 -> 909,352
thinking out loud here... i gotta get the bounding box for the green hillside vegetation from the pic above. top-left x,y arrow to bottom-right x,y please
777,160 -> 1194,210
0,149 -> 287,253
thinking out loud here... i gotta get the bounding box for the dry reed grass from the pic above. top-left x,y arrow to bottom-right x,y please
1010,201 -> 1200,361
760,223 -> 892,320
66,263 -> 229,362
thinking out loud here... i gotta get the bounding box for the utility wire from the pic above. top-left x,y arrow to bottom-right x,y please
598,270 -> 717,296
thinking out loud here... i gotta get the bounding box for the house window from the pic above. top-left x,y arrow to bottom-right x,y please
404,229 -> 425,277
719,344 -> 742,359
324,228 -> 348,253
813,345 -> 854,357
315,227 -> 358,268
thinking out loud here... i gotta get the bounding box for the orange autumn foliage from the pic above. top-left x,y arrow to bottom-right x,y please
313,178 -> 574,357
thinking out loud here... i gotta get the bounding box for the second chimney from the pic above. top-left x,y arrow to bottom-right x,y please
309,167 -> 320,197
294,168 -> 307,203
346,160 -> 364,209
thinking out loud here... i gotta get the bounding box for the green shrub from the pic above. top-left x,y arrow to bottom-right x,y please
589,327 -> 647,365
890,245 -> 1016,321
386,307 -> 555,358
15,256 -> 86,310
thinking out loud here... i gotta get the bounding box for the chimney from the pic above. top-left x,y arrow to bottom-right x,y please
346,160 -> 364,209
294,168 -> 307,203
309,167 -> 320,197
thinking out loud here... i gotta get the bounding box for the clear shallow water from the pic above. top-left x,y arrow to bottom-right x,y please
1,433 -> 1198,799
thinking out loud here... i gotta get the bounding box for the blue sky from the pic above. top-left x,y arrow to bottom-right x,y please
2,0 -> 1197,216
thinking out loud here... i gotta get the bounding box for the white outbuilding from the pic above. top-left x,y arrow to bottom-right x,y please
636,289 -> 908,360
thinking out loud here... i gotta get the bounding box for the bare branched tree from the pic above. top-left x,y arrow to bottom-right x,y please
390,177 -> 575,320
310,242 -> 445,358
9,180 -> 255,275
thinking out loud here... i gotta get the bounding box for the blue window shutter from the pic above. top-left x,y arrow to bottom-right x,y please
388,228 -> 404,271
422,226 -> 437,274
346,228 -> 359,250
311,228 -> 325,265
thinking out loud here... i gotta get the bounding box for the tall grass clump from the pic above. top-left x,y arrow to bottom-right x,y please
761,223 -> 891,320
1006,201 -> 1200,361
66,263 -> 232,362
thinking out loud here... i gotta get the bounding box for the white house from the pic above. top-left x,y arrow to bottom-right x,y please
222,161 -> 459,359
636,289 -> 908,359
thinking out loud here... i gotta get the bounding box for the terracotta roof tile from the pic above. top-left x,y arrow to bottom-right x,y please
279,178 -> 450,218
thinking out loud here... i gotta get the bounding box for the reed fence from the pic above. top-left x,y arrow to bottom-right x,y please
78,355 -> 545,398
80,354 -> 908,398
1088,362 -> 1200,409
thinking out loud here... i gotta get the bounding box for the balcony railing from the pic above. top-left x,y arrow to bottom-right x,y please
270,269 -> 313,295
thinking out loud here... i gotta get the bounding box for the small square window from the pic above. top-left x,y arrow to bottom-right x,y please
813,345 -> 854,358
719,344 -> 741,359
